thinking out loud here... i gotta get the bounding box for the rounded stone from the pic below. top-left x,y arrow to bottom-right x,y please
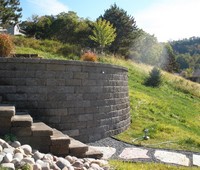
0,138 -> 6,145
91,163 -> 101,170
20,144 -> 32,155
2,153 -> 13,163
65,155 -> 74,164
11,141 -> 21,148
33,163 -> 42,170
33,151 -> 44,161
3,147 -> 15,155
72,160 -> 83,168
21,157 -> 35,164
1,163 -> 15,170
14,147 -> 25,155
56,158 -> 71,169
2,142 -> 11,149
13,152 -> 24,161
0,145 -> 2,152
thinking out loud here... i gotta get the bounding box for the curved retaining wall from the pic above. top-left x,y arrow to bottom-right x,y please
0,58 -> 130,142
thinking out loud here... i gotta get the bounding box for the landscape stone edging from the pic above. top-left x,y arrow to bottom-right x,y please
0,57 -> 130,143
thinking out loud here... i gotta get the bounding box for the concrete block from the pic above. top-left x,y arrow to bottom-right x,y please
11,114 -> 33,127
0,86 -> 16,93
50,145 -> 69,156
10,127 -> 32,136
47,64 -> 65,71
73,72 -> 88,79
26,63 -> 46,70
79,114 -> 93,122
0,106 -> 15,117
31,122 -> 53,136
46,79 -> 65,86
63,130 -> 79,137
26,78 -> 46,86
65,79 -> 81,86
35,71 -> 55,78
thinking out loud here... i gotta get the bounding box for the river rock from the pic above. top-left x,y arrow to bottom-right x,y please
2,153 -> 13,163
20,144 -> 32,155
33,163 -> 42,170
33,151 -> 44,161
11,141 -> 21,148
72,160 -> 84,168
14,152 -> 24,161
21,157 -> 35,164
65,155 -> 74,164
0,139 -> 5,145
56,157 -> 71,169
1,163 -> 15,170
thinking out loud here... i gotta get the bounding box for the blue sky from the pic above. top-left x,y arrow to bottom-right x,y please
20,0 -> 200,42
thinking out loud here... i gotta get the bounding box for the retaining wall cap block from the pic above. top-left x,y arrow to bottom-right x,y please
0,106 -> 15,117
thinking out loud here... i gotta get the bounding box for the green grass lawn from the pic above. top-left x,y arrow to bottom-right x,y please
109,161 -> 200,170
100,57 -> 200,152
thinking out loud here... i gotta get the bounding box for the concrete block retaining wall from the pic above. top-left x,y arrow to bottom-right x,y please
0,57 -> 130,142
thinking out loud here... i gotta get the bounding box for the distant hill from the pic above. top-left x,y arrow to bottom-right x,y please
170,36 -> 200,55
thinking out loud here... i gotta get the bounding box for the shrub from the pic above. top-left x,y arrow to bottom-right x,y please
80,51 -> 98,62
144,67 -> 162,87
0,34 -> 14,57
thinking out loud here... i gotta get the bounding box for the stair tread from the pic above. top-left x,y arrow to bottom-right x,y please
84,146 -> 103,159
32,122 -> 53,136
0,105 -> 15,117
11,114 -> 33,127
51,129 -> 70,145
69,137 -> 88,156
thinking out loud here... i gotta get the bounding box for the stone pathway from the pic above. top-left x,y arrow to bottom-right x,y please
89,137 -> 200,167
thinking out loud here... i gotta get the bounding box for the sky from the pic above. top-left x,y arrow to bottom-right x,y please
20,0 -> 200,42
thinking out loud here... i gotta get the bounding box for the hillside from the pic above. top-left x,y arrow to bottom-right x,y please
15,39 -> 200,152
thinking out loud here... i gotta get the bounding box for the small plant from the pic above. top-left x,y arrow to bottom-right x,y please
4,133 -> 17,142
144,67 -> 162,87
0,34 -> 14,57
80,51 -> 98,62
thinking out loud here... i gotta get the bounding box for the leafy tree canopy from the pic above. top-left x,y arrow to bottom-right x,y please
89,18 -> 116,52
0,0 -> 22,27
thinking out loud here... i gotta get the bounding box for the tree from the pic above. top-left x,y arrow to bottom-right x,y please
161,43 -> 178,73
89,18 -> 116,53
0,0 -> 22,27
100,4 -> 138,56
144,67 -> 162,87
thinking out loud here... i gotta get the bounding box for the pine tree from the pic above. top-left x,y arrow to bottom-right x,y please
161,43 -> 178,73
0,0 -> 22,27
100,3 -> 138,56
145,67 -> 162,87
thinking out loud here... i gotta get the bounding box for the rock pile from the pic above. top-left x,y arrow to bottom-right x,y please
0,138 -> 110,170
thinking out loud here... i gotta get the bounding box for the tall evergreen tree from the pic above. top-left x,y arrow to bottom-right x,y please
161,43 -> 178,73
0,0 -> 22,27
100,4 -> 138,56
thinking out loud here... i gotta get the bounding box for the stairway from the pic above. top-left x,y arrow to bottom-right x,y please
0,98 -> 103,158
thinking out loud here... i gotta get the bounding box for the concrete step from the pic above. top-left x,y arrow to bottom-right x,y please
31,122 -> 53,136
0,105 -> 15,117
0,105 -> 16,135
69,137 -> 88,157
84,146 -> 103,159
50,129 -> 71,156
11,114 -> 33,127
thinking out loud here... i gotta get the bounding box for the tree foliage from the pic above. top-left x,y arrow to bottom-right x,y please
0,0 -> 22,27
89,18 -> 116,52
161,43 -> 178,73
144,67 -> 162,87
100,3 -> 138,56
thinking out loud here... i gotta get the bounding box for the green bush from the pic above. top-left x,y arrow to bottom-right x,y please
0,34 -> 14,57
144,67 -> 162,87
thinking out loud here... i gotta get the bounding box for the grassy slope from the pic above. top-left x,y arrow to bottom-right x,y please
109,161 -> 200,170
99,57 -> 200,152
16,46 -> 200,152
